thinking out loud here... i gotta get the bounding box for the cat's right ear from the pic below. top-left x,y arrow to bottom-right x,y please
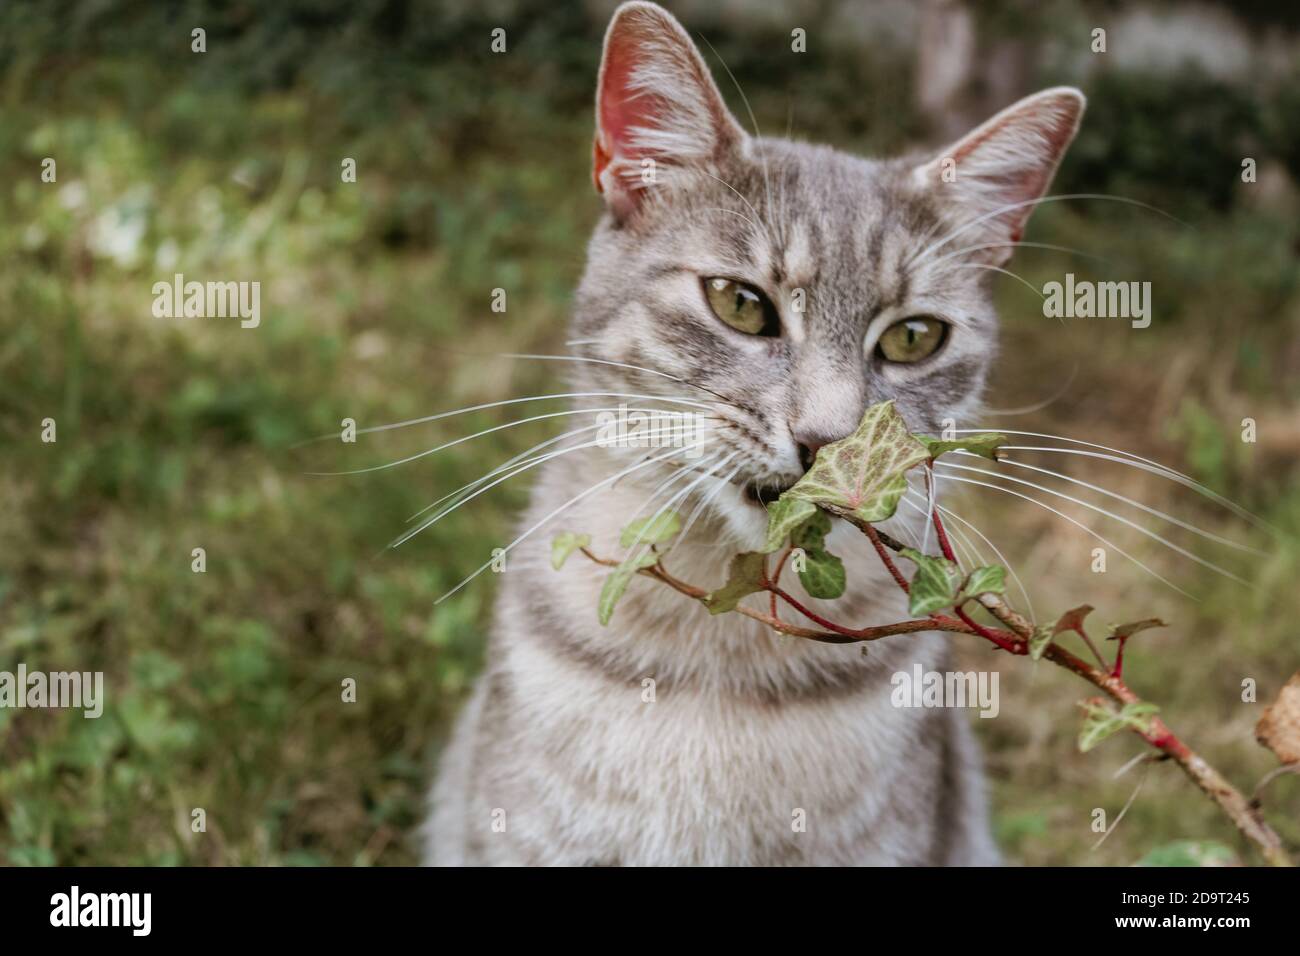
593,1 -> 744,221
912,87 -> 1086,264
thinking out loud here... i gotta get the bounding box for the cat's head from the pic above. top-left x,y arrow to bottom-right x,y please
571,2 -> 1083,518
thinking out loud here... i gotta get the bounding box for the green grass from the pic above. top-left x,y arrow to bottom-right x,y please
1,5 -> 1298,866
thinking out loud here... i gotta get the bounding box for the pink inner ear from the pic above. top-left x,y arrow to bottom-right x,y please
598,33 -> 662,163
951,102 -> 1078,242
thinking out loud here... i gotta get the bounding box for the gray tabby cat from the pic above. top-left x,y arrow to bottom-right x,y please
426,1 -> 1083,865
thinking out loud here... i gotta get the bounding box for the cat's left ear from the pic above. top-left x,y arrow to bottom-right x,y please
593,1 -> 745,221
913,87 -> 1085,264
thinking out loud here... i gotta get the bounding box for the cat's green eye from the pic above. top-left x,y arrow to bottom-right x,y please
702,277 -> 779,337
875,317 -> 947,363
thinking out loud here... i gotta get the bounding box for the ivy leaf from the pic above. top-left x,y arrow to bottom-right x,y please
782,401 -> 930,523
762,497 -> 818,553
1077,699 -> 1161,753
597,551 -> 659,626
917,432 -> 1007,461
1107,618 -> 1166,641
797,549 -> 846,600
791,509 -> 833,552
550,532 -> 591,571
704,552 -> 767,615
1054,604 -> 1094,637
1030,605 -> 1094,660
900,547 -> 961,616
956,565 -> 1006,602
620,511 -> 681,548
1028,625 -> 1055,661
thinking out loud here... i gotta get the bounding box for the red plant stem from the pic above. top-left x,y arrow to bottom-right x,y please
864,522 -> 909,592
768,586 -> 867,638
927,467 -> 958,564
1112,634 -> 1128,678
769,546 -> 793,620
956,606 -> 1025,654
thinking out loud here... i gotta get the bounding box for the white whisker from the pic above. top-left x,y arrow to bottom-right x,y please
407,421 -> 611,522
983,453 -> 1264,555
696,168 -> 773,241
911,193 -> 1189,269
936,460 -> 1250,586
487,352 -> 739,408
927,240 -> 1110,269
625,451 -> 740,559
297,391 -> 713,445
431,440 -> 714,603
698,34 -> 776,243
395,426 -> 722,548
311,406 -> 700,477
983,363 -> 1079,416
903,493 -> 972,571
907,490 -> 1037,621
406,418 -> 654,523
624,451 -> 726,529
932,471 -> 1195,599
962,430 -> 1277,535
674,461 -> 744,552
943,262 -> 1048,302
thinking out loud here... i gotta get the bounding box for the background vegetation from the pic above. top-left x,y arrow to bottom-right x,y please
0,0 -> 1296,865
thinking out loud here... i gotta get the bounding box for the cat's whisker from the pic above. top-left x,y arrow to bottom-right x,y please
932,471 -> 1194,599
902,493 -> 972,571
926,240 -> 1110,269
956,429 -> 1278,535
696,169 -> 774,243
624,451 -> 740,559
941,262 -> 1048,302
920,468 -> 938,553
396,425 -> 723,546
908,193 -> 1189,270
395,435 -> 615,545
295,391 -> 712,446
699,206 -> 764,235
934,460 -> 1250,587
492,350 -> 748,411
976,452 -> 1265,555
624,450 -> 728,528
437,414 -> 727,522
983,363 -> 1079,416
906,490 -> 1038,621
698,34 -> 778,243
431,441 -> 713,603
406,420 -> 616,523
310,405 -> 698,477
672,461 -> 745,553
940,502 -> 1038,621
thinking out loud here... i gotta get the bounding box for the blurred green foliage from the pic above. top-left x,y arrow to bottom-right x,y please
0,0 -> 1297,865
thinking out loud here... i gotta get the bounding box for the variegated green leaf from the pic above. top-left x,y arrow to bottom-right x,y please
597,551 -> 659,626
761,497 -> 818,553
781,401 -> 930,523
900,547 -> 962,616
797,548 -> 845,600
550,532 -> 591,571
917,432 -> 1007,461
957,565 -> 1006,602
620,511 -> 681,549
704,552 -> 767,615
1078,699 -> 1160,752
